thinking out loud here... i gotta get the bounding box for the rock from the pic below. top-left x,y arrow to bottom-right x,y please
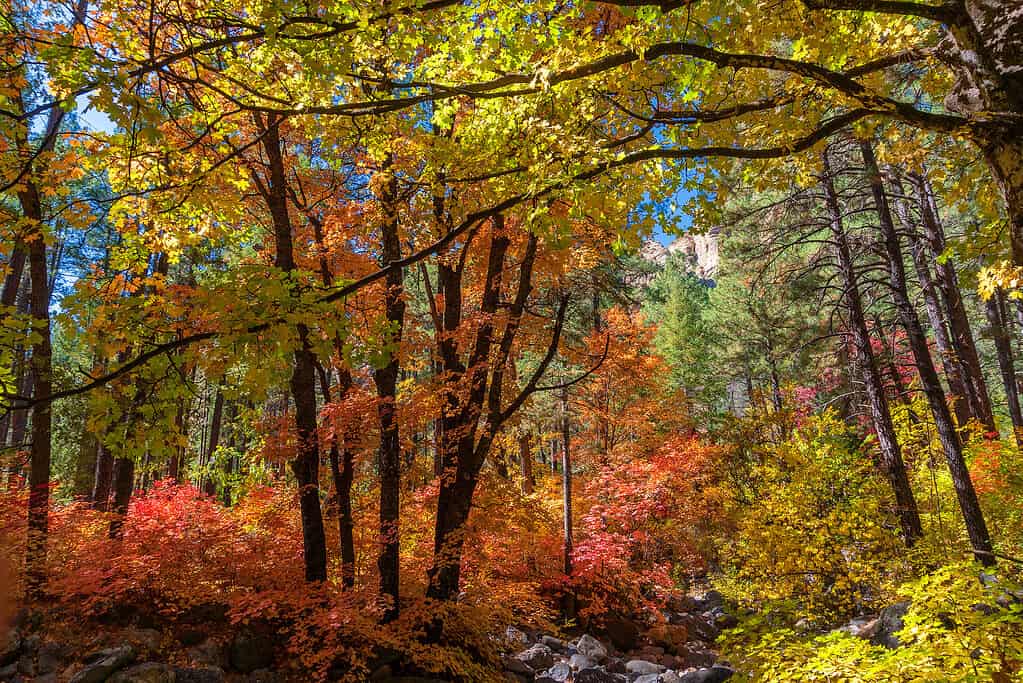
606,657 -> 627,674
515,643 -> 554,670
37,641 -> 69,674
661,673 -> 683,683
503,655 -> 534,675
604,617 -> 640,651
71,646 -> 136,683
108,662 -> 176,683
569,653 -> 597,670
1,631 -> 20,667
634,675 -> 661,683
188,638 -> 226,668
506,626 -> 530,647
229,626 -> 274,673
540,635 -> 570,653
649,624 -> 689,655
625,659 -> 665,675
837,617 -> 879,639
695,591 -> 725,612
871,601 -> 910,649
544,661 -> 572,682
0,662 -> 17,680
174,667 -> 225,683
712,612 -> 738,630
574,667 -> 625,683
679,666 -> 734,683
677,645 -> 717,669
246,669 -> 282,683
123,628 -> 163,654
670,614 -> 719,643
576,635 -> 608,662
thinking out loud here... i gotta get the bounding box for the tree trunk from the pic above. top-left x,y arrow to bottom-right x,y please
822,151 -> 922,546
202,388 -> 225,497
862,140 -> 994,564
259,113 -> 326,583
985,289 -> 1023,447
23,183 -> 52,598
911,173 -> 996,433
519,431 -> 534,495
73,428 -> 99,500
92,443 -> 113,511
372,159 -> 405,618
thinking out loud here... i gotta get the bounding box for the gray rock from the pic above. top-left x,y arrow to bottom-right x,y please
0,662 -> 17,680
516,643 -> 554,670
187,639 -> 226,668
871,602 -> 910,649
570,653 -> 597,670
37,641 -> 69,674
576,634 -> 608,662
71,646 -> 136,683
173,667 -> 225,683
837,617 -> 879,639
503,655 -> 534,675
544,661 -> 572,682
634,674 -> 662,683
661,673 -> 683,683
0,632 -> 20,667
696,591 -> 725,612
574,667 -> 626,683
625,659 -> 665,674
506,626 -> 530,647
540,635 -> 570,653
679,665 -> 734,683
229,627 -> 274,673
108,662 -> 176,683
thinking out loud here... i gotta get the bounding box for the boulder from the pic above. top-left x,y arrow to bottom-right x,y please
670,614 -> 719,643
871,602 -> 910,649
108,662 -> 176,683
544,661 -> 572,682
574,667 -> 626,683
695,591 -> 725,612
634,675 -> 662,683
173,667 -> 225,683
603,617 -> 640,651
569,653 -> 597,670
229,626 -> 275,673
187,638 -> 227,668
540,635 -> 570,653
625,659 -> 665,675
71,646 -> 136,683
246,670 -> 282,683
502,655 -> 534,676
1,631 -> 20,667
505,627 -> 530,647
515,643 -> 555,671
660,673 -> 683,683
575,635 -> 608,662
837,617 -> 879,640
676,645 -> 717,669
37,640 -> 70,674
679,665 -> 734,683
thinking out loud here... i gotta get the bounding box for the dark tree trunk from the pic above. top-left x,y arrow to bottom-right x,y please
561,384 -> 573,570
73,428 -> 99,500
317,364 -> 357,590
986,289 -> 1023,447
202,388 -> 225,497
911,173 -> 996,433
862,141 -> 994,564
372,159 -> 405,618
108,455 -> 135,538
822,151 -> 923,546
519,432 -> 534,495
92,443 -> 114,511
259,113 -> 327,583
23,181 -> 52,598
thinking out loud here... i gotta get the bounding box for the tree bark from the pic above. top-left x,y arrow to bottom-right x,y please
202,388 -> 225,497
371,158 -> 405,618
910,173 -> 996,433
822,150 -> 923,546
259,113 -> 327,582
861,140 -> 993,564
985,289 -> 1023,447
519,431 -> 534,495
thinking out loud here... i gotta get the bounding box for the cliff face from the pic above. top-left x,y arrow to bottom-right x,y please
640,228 -> 720,280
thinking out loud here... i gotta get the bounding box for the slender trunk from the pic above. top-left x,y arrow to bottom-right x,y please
911,173 -> 996,433
890,172 -> 973,427
862,141 -> 993,564
561,383 -> 575,620
24,184 -> 52,598
986,289 -> 1023,447
202,388 -> 225,497
519,431 -> 534,495
260,114 -> 326,582
372,159 -> 405,617
317,364 -> 357,589
822,151 -> 922,546
92,443 -> 113,511
73,428 -> 99,500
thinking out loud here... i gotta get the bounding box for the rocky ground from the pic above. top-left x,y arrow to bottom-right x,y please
498,592 -> 737,683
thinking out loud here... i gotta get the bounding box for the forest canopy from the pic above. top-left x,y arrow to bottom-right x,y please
1,0 -> 1022,681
